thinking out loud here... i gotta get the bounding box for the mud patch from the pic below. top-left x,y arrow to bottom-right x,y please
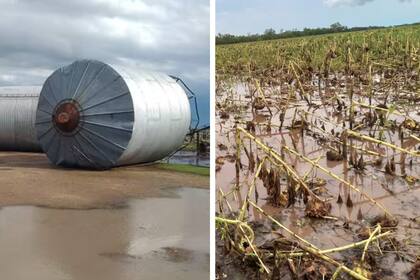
99,252 -> 142,262
159,247 -> 194,263
0,151 -> 208,210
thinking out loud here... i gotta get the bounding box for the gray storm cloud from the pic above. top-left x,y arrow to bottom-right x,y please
0,0 -> 209,88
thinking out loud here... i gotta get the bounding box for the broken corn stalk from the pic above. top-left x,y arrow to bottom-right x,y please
347,130 -> 419,157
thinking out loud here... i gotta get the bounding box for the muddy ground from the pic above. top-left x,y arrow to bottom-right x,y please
0,152 -> 209,280
0,152 -> 207,209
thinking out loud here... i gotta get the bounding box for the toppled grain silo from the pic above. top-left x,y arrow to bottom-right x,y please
0,86 -> 42,152
35,59 -> 191,169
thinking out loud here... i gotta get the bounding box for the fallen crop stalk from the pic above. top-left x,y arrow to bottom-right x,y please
331,266 -> 344,280
302,156 -> 322,181
235,125 -> 242,188
352,100 -> 408,118
290,61 -> 311,105
297,107 -> 343,129
248,201 -> 320,250
409,134 -> 420,142
237,126 -> 323,202
349,144 -> 381,157
347,130 -> 419,157
249,201 -> 369,280
218,188 -> 233,213
283,231 -> 392,257
215,217 -> 255,244
238,157 -> 267,221
255,79 -> 273,115
324,138 -> 381,157
215,216 -> 270,274
281,144 -> 393,217
242,227 -> 270,274
297,110 -> 382,156
361,224 -> 381,262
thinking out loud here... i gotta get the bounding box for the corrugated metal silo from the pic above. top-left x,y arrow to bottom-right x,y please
0,86 -> 42,152
35,60 -> 191,169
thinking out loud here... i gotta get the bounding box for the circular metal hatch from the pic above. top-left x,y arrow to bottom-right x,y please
35,60 -> 134,169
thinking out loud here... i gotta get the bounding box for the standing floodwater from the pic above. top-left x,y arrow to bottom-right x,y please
0,187 -> 209,280
216,25 -> 419,279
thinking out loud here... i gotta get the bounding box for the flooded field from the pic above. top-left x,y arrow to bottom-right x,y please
0,152 -> 209,279
216,27 -> 419,280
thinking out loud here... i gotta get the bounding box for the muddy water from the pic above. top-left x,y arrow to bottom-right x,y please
216,81 -> 419,278
0,187 -> 209,280
167,150 -> 210,167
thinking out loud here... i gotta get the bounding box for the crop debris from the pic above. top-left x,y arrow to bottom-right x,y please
216,26 -> 419,280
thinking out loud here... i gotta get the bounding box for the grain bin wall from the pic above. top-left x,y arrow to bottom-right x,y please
35,60 -> 191,169
0,86 -> 42,152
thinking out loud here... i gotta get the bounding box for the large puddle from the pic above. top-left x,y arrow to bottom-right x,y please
216,79 -> 419,279
0,187 -> 209,280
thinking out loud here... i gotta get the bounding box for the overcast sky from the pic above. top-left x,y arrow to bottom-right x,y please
0,0 -> 210,125
217,0 -> 420,35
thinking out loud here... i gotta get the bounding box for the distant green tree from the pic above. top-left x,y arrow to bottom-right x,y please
264,28 -> 276,36
214,21 -> 414,45
263,28 -> 276,39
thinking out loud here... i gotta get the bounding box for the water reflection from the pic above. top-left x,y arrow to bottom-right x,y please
167,151 -> 210,167
0,187 -> 209,280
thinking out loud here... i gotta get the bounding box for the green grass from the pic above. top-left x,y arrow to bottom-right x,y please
157,163 -> 209,176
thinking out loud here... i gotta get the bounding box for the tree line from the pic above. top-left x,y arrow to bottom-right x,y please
216,22 -> 420,45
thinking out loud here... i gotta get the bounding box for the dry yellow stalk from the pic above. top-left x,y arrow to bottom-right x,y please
249,201 -> 369,280
347,130 -> 419,157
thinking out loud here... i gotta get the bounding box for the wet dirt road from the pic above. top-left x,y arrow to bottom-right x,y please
0,152 -> 209,280
0,152 -> 207,209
